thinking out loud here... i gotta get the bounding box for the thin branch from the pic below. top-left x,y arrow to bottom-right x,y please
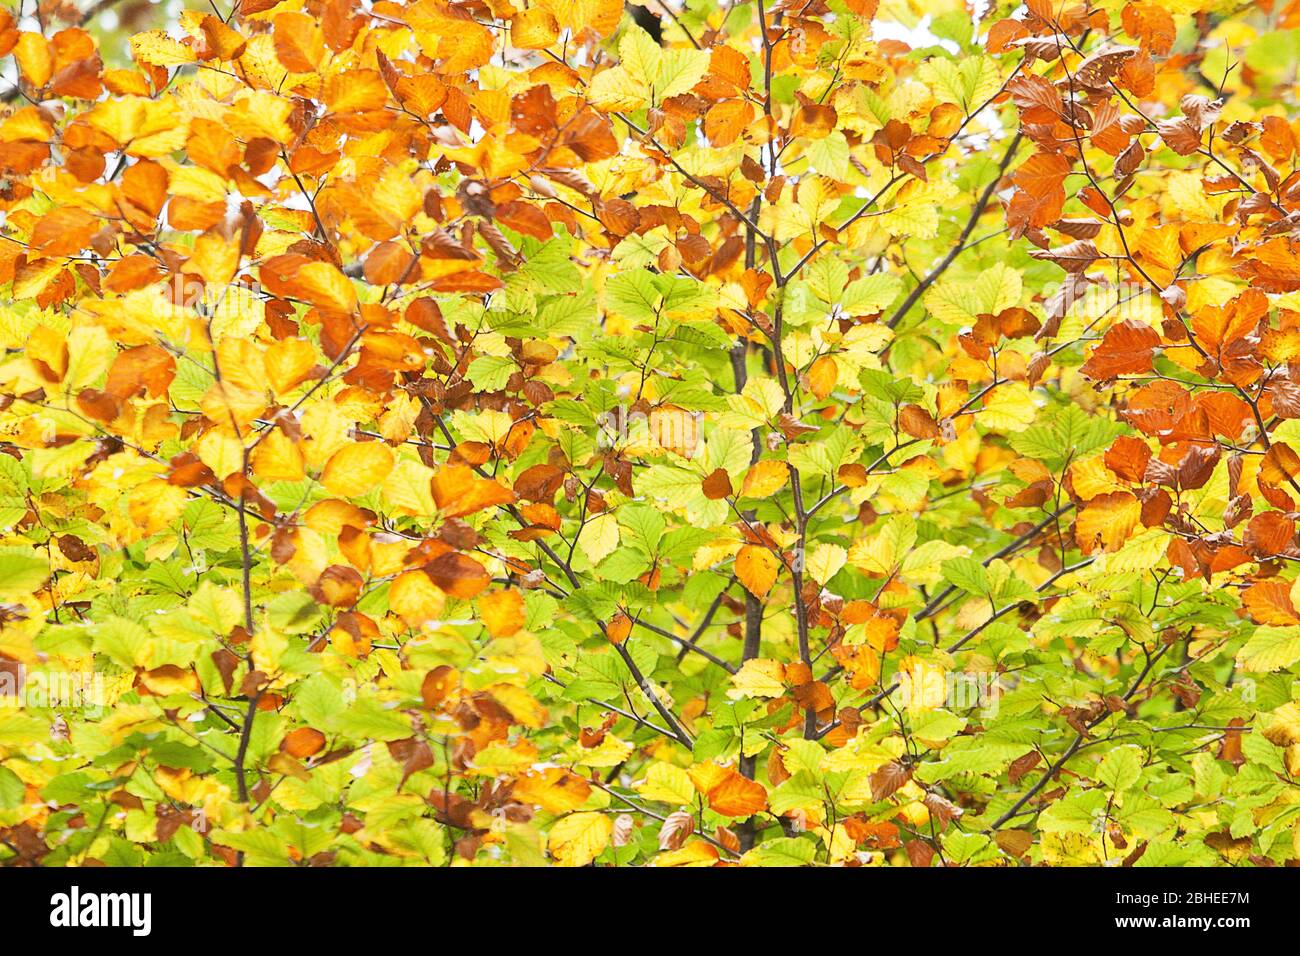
987,642 -> 1173,831
885,131 -> 1024,330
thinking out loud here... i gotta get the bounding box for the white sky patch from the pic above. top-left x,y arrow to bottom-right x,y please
872,16 -> 959,55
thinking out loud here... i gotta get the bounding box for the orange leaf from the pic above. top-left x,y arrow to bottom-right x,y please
806,355 -> 838,400
1075,491 -> 1140,554
281,727 -> 326,758
264,337 -> 319,396
1243,511 -> 1296,557
1121,2 -> 1176,55
1080,320 -> 1162,381
1009,152 -> 1070,229
423,551 -> 490,599
272,11 -> 324,72
321,443 -> 395,498
688,762 -> 767,818
606,612 -> 632,645
106,344 -> 175,401
735,545 -> 780,597
703,99 -> 755,148
479,589 -> 525,637
1242,580 -> 1300,625
1103,435 -> 1151,482
742,460 -> 789,498
431,271 -> 504,293
1261,443 -> 1300,487
898,404 -> 941,440
432,463 -> 516,518
29,207 -> 99,259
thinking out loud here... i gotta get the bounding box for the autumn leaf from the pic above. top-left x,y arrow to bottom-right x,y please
321,443 -> 395,498
736,545 -> 780,597
1076,492 -> 1141,554
548,812 -> 612,866
1080,321 -> 1162,381
431,463 -> 516,518
742,460 -> 789,498
423,552 -> 491,599
687,763 -> 767,818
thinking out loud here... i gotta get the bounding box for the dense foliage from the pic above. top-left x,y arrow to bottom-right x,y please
1,0 -> 1299,867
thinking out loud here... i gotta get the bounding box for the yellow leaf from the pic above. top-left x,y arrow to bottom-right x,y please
127,480 -> 188,537
1262,701 -> 1300,747
1069,455 -> 1126,500
548,811 -> 613,867
511,7 -> 559,48
210,287 -> 263,342
848,515 -> 916,575
636,762 -> 697,805
489,683 -> 548,729
263,337 -> 318,396
131,30 -> 198,67
514,768 -> 592,814
186,231 -> 241,286
321,443 -> 395,498
693,536 -> 742,570
65,326 -> 115,390
14,33 -> 53,88
742,460 -> 789,498
728,658 -> 786,699
195,429 -> 244,480
897,656 -> 947,714
382,459 -> 437,517
539,0 -> 622,36
652,841 -> 719,867
586,62 -> 643,109
389,570 -> 447,629
975,382 -> 1037,433
479,588 -> 525,638
296,261 -> 358,314
805,542 -> 847,585
567,733 -> 632,767
1075,491 -> 1140,555
577,512 -> 620,566
250,427 -> 306,482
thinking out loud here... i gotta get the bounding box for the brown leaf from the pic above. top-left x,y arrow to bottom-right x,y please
898,404 -> 941,440
869,761 -> 912,801
995,829 -> 1034,857
702,467 -> 733,500
423,552 -> 491,599
1007,750 -> 1041,785
658,810 -> 694,850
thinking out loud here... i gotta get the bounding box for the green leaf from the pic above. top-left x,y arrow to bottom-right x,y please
941,555 -> 990,595
741,836 -> 818,866
1098,746 -> 1143,792
1238,626 -> 1300,673
0,765 -> 26,808
0,547 -> 49,598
